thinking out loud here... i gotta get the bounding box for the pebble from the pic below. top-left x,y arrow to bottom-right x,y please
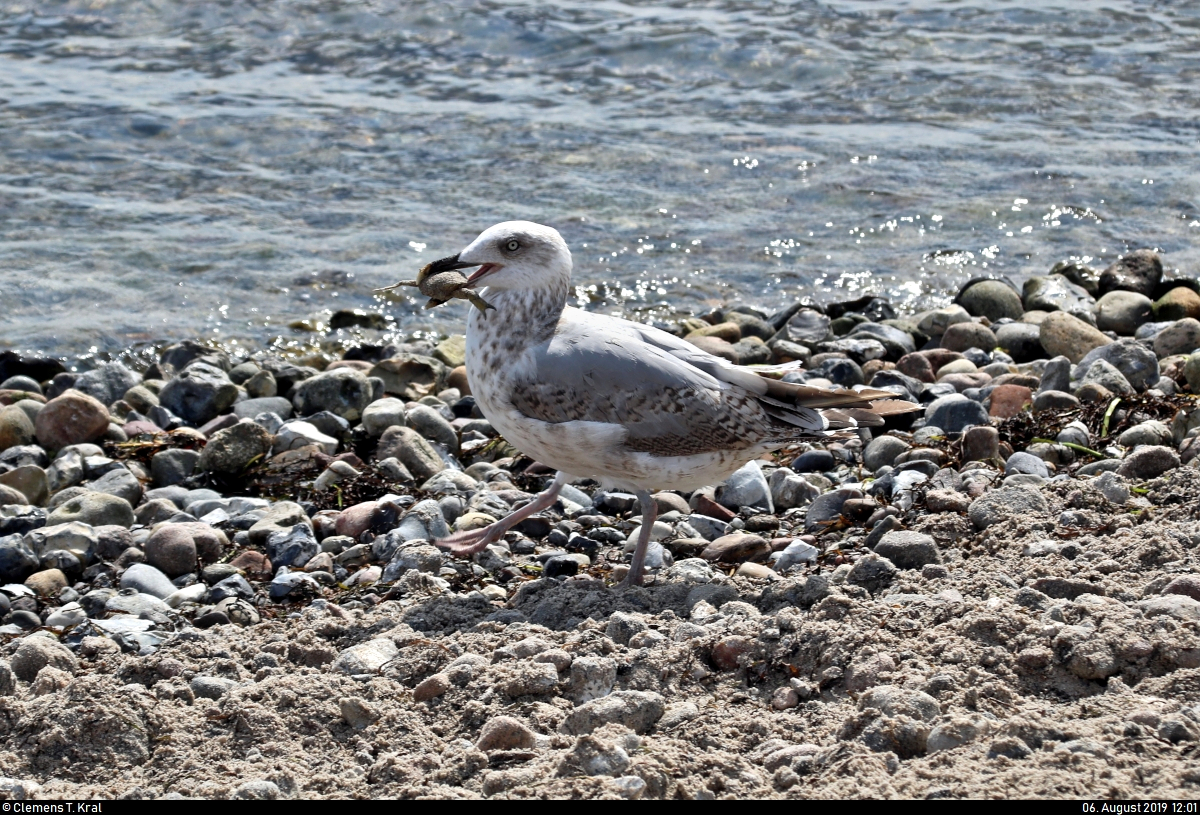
873,531 -> 941,569
34,390 -> 110,450
1116,445 -> 1180,480
11,635 -> 78,681
560,690 -> 665,736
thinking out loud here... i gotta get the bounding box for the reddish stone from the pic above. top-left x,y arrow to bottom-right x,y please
1163,575 -> 1200,602
921,349 -> 965,372
34,389 -> 109,450
229,550 -> 272,579
988,384 -> 1034,419
693,494 -> 736,522
0,390 -> 46,406
896,354 -> 935,383
701,533 -> 770,563
861,359 -> 894,381
447,365 -> 471,396
711,636 -> 753,671
335,501 -> 378,539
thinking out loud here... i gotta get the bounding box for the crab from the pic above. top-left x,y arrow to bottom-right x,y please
374,255 -> 495,315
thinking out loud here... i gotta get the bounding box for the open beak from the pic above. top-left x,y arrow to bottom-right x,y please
426,253 -> 498,288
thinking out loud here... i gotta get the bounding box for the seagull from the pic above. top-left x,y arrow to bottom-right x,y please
428,221 -> 917,587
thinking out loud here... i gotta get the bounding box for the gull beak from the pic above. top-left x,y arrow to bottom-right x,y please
425,254 -> 475,274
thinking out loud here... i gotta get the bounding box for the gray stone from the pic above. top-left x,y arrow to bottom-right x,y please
863,435 -> 910,470
859,685 -> 941,722
1096,291 -> 1153,335
190,675 -> 237,700
849,323 -> 916,358
46,492 -> 134,528
381,542 -> 444,582
1152,318 -> 1200,358
804,487 -> 862,532
391,499 -> 451,542
783,309 -> 831,344
685,514 -> 731,541
291,368 -> 372,422
25,521 -> 96,562
1092,471 -> 1130,504
847,553 -> 897,593
1116,446 -> 1179,480
375,426 -> 446,482
767,467 -> 820,511
1037,356 -> 1071,393
1099,249 -> 1162,297
369,354 -> 448,401
265,524 -> 319,568
1074,339 -> 1159,392
1022,275 -> 1096,319
120,563 -> 178,599
560,690 -> 665,735
0,534 -> 40,582
150,449 -> 201,488
361,398 -> 407,437
1139,594 -> 1200,622
11,636 -> 77,681
68,362 -> 140,406
570,656 -> 618,703
231,396 -> 292,421
994,322 -> 1043,363
199,421 -> 274,475
272,420 -> 337,455
332,637 -> 399,675
1005,451 -> 1049,479
1056,420 -> 1091,448
1078,359 -> 1133,396
924,394 -> 989,434
1118,420 -> 1172,448
1034,390 -> 1080,411
968,486 -> 1048,529
85,466 -> 142,506
269,570 -> 320,600
248,501 -> 312,546
874,531 -> 941,569
958,280 -> 1024,322
159,363 -> 238,427
917,305 -> 972,338
244,369 -> 277,398
1186,351 -> 1200,393
406,405 -> 459,455
715,460 -> 773,513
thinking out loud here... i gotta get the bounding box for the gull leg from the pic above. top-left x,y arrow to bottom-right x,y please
435,471 -> 568,557
619,490 -> 658,589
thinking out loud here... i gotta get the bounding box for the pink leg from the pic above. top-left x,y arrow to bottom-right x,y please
435,471 -> 568,557
619,490 -> 657,588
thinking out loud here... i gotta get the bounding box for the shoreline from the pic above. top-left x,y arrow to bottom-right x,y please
1,249 -> 1200,798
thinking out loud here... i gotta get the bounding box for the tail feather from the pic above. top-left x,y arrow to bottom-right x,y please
755,370 -> 920,435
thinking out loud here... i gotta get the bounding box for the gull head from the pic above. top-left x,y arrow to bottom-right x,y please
429,221 -> 572,293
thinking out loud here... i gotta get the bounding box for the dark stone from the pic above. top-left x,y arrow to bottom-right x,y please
791,450 -> 836,473
543,555 -> 580,578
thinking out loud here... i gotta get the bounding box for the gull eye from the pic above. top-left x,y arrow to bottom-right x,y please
504,239 -> 520,252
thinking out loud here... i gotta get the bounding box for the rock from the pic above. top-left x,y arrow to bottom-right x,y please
1079,358 -> 1137,396
34,390 -> 109,450
684,336 -> 738,363
926,489 -> 970,513
994,322 -> 1043,363
927,715 -> 990,753
24,567 -> 67,596
11,636 -> 77,681
1092,471 -> 1130,504
1099,249 -> 1162,297
1039,312 -> 1111,363
1006,451 -> 1049,479
361,398 -> 407,437
412,673 -> 451,702
45,492 -> 134,528
433,334 -> 467,368
873,531 -> 941,569
862,435 -> 910,471
560,690 -> 665,736
0,405 -> 35,452
847,553 -> 897,593
248,501 -> 312,546
957,280 -> 1024,322
1116,446 -> 1179,480
273,420 -> 337,456
940,322 -> 996,353
924,394 -> 989,434
715,461 -> 772,513
69,362 -> 140,406
369,355 -> 448,401
1153,287 -> 1200,321
0,536 -> 40,582
804,487 -> 862,532
1023,275 -> 1096,318
159,363 -> 238,427
987,384 -> 1032,418
917,305 -> 972,337
266,524 -> 319,568
150,448 -> 201,487
767,467 -> 819,510
700,533 -> 769,563
1139,595 -> 1200,622
291,368 -> 372,421
1163,575 -> 1200,602
960,426 -> 999,462
1185,351 -> 1200,393
191,675 -> 238,700
476,716 -> 536,751
968,486 -> 1048,529
1096,291 -> 1153,335
375,426 -> 446,482
1118,420 -> 1172,448
120,563 -> 179,599
231,396 -> 292,421
791,449 -> 834,473
144,525 -> 199,577
85,466 -> 142,505
1153,318 -> 1200,358
332,637 -> 399,675
406,405 -> 459,455
1077,339 -> 1160,393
